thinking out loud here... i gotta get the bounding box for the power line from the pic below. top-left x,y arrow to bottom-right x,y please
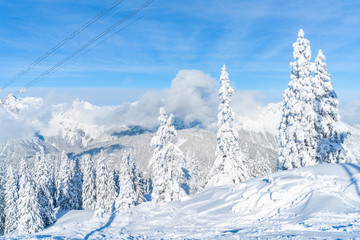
79,5 -> 153,59
0,0 -> 125,91
7,0 -> 154,99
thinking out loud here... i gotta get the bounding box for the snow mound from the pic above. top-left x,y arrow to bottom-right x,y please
17,163 -> 360,239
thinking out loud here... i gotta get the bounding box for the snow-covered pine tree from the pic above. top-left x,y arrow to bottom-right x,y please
185,151 -> 206,194
278,29 -> 319,170
105,156 -> 117,213
46,154 -> 57,210
68,157 -> 82,210
0,167 -> 5,235
81,154 -> 97,209
57,151 -> 81,211
208,65 -> 249,186
17,159 -> 44,234
95,150 -> 112,216
115,151 -> 137,210
57,152 -> 69,210
247,150 -> 272,178
4,166 -> 18,234
314,50 -> 348,163
35,149 -> 56,227
150,108 -> 187,203
131,160 -> 146,205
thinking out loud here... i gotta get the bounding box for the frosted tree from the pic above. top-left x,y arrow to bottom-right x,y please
57,152 -> 70,210
17,159 -> 44,234
95,151 -> 116,216
131,161 -> 146,204
105,156 -> 118,212
314,50 -> 348,163
68,157 -> 82,210
115,152 -> 137,210
208,65 -> 249,186
81,154 -> 97,209
0,168 -> 5,235
150,107 -> 187,203
57,151 -> 81,210
278,29 -> 319,170
35,149 -> 56,226
4,166 -> 19,234
185,151 -> 206,194
247,150 -> 273,178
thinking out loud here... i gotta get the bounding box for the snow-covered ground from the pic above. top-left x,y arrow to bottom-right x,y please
6,163 -> 360,239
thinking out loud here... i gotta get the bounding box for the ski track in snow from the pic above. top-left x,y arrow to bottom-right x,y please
4,163 -> 360,239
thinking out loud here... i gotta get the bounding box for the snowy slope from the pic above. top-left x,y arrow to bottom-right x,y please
7,163 -> 360,239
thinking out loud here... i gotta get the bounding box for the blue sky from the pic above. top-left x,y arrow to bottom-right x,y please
0,0 -> 360,105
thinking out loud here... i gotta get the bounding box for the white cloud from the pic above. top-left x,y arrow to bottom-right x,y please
5,69 -> 359,146
105,70 -> 219,129
164,70 -> 219,127
0,69 -> 269,144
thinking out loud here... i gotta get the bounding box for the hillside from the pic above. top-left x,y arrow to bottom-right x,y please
5,163 -> 360,239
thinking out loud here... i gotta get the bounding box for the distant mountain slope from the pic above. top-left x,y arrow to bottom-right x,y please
7,163 -> 360,239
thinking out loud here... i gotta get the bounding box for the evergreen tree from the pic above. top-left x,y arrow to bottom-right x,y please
105,156 -> 117,212
46,154 -> 57,210
57,151 -> 71,210
95,151 -> 111,216
57,151 -> 81,210
185,151 -> 206,194
278,29 -> 319,169
131,160 -> 146,205
68,157 -> 82,210
4,166 -> 18,234
150,108 -> 187,203
81,154 -> 97,210
17,159 -> 44,234
247,150 -> 272,178
35,149 -> 56,226
0,167 -> 5,235
208,65 -> 249,186
115,152 -> 137,210
314,50 -> 349,163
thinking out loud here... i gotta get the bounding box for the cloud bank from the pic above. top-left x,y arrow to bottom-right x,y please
4,69 -> 358,146
0,69 -> 269,144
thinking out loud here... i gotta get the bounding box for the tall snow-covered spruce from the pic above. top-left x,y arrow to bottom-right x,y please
150,107 -> 187,203
0,168 -> 5,235
208,65 -> 248,186
278,30 -> 348,170
57,151 -> 81,211
278,29 -> 319,170
4,166 -> 18,234
81,154 -> 97,210
105,156 -> 118,213
35,149 -> 56,227
95,150 -> 117,216
314,50 -> 348,163
115,151 -> 137,210
17,159 -> 44,234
